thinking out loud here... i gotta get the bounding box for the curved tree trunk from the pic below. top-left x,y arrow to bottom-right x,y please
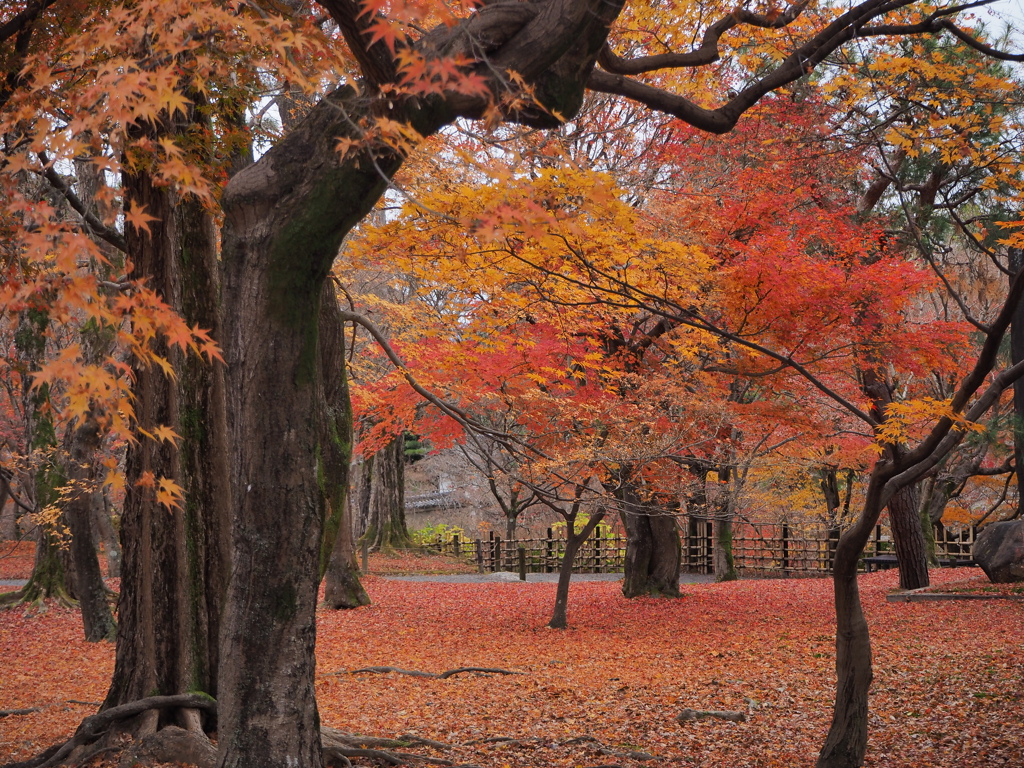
217,84 -> 420,768
549,511 -> 604,629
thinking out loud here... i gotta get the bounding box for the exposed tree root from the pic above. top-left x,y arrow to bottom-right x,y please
341,666 -> 522,679
0,708 -> 41,718
676,707 -> 747,723
0,694 -> 217,768
0,584 -> 76,611
7,707 -> 662,768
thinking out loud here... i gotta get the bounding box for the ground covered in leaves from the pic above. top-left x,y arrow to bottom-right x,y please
1,564 -> 1022,767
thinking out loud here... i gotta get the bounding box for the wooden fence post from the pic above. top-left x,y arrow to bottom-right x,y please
518,547 -> 527,580
545,527 -> 554,573
475,539 -> 483,573
453,534 -> 460,558
782,523 -> 790,572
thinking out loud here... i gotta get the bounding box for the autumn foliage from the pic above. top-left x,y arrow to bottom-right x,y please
2,567 -> 1023,767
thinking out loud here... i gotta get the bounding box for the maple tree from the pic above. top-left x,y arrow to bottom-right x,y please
5,1 -> 1024,768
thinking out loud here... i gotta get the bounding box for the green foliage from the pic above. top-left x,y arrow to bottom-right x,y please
551,514 -> 615,538
411,523 -> 466,546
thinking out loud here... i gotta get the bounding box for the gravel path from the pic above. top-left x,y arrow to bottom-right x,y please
383,572 -> 717,584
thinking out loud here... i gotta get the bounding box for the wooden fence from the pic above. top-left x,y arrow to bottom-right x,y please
422,518 -> 978,577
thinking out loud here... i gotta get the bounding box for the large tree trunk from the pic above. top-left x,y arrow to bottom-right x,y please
1009,248 -> 1024,503
217,84 -> 419,768
617,470 -> 680,598
103,171 -> 230,732
361,435 -> 410,552
318,281 -> 369,610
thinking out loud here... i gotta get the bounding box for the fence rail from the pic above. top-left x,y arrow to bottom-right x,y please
419,518 -> 977,577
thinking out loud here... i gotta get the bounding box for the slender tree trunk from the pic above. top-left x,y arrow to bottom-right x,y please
93,490 -> 122,578
817,478 -> 886,768
712,465 -> 738,582
319,282 -> 369,609
549,512 -> 604,629
353,455 -> 374,540
64,411 -> 116,641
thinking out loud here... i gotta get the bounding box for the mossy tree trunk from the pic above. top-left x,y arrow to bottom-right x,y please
318,281 -> 369,609
213,0 -> 627,761
103,165 -> 230,735
2,306 -> 75,608
361,434 -> 410,553
616,468 -> 681,598
712,464 -> 738,582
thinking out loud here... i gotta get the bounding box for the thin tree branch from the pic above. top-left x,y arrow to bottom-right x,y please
36,151 -> 128,253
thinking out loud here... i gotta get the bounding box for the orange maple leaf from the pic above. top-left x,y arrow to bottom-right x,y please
125,204 -> 159,235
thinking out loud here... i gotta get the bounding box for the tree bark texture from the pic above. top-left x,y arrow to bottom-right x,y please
1009,248 -> 1024,503
886,482 -> 929,590
362,434 -> 409,552
64,412 -> 116,641
93,490 -> 122,578
104,174 -> 229,723
549,512 -> 604,629
862,369 -> 929,589
816,475 -> 888,768
217,85 -> 421,768
619,488 -> 681,598
213,2 -> 627,761
318,281 -> 368,609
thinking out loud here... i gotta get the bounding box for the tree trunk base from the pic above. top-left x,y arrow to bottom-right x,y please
0,581 -> 77,611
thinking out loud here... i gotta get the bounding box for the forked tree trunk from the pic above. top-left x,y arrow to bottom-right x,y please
617,473 -> 680,598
